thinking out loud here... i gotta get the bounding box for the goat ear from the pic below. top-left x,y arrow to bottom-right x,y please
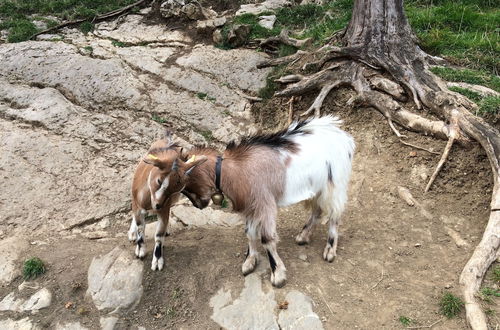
183,155 -> 208,176
143,154 -> 166,169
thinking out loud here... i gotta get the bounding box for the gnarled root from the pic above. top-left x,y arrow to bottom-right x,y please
425,110 -> 460,192
260,30 -> 312,54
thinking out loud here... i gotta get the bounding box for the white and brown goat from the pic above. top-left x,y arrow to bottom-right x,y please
129,133 -> 206,270
158,116 -> 354,287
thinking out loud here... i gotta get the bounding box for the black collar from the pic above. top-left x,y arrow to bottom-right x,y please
215,155 -> 223,192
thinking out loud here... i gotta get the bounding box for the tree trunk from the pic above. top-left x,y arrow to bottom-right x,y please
265,0 -> 500,328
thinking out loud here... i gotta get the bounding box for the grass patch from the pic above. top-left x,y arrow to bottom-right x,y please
23,257 -> 46,280
200,130 -> 214,142
152,115 -> 167,124
398,316 -> 414,326
480,287 -> 500,303
448,86 -> 482,102
79,21 -> 94,34
0,0 -> 139,42
171,288 -> 183,299
493,265 -> 500,283
196,92 -> 216,102
258,64 -> 290,99
405,0 -> 499,74
221,198 -> 228,208
217,1 -> 352,49
166,307 -> 176,318
439,293 -> 464,318
431,67 -> 500,92
448,86 -> 500,115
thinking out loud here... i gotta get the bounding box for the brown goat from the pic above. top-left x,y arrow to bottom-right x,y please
129,132 -> 206,270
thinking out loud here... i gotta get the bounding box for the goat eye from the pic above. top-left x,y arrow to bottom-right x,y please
157,178 -> 162,185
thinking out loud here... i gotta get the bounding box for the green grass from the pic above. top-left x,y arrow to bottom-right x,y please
23,257 -> 46,280
217,1 -> 353,49
398,316 -> 414,326
152,115 -> 167,124
0,0 -> 139,42
200,130 -> 214,142
431,67 -> 500,92
493,265 -> 500,283
196,92 -> 216,102
221,198 -> 228,208
405,0 -> 499,74
448,86 -> 500,115
258,64 -> 291,99
439,293 -> 464,318
480,287 -> 500,303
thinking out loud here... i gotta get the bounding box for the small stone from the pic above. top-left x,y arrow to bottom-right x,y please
298,254 -> 308,262
227,24 -> 251,48
213,29 -> 223,44
258,15 -> 276,29
22,288 -> 52,311
445,283 -> 453,289
409,151 -> 417,157
414,243 -> 421,247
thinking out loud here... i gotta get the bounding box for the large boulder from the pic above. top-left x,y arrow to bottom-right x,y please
86,247 -> 143,313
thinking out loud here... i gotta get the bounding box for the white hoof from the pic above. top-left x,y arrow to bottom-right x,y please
242,255 -> 258,276
295,231 -> 311,245
151,256 -> 164,271
323,245 -> 336,262
270,268 -> 287,288
135,244 -> 146,259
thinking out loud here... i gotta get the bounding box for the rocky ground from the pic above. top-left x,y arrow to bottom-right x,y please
0,3 -> 498,330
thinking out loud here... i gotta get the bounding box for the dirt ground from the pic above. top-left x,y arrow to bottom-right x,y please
1,90 -> 498,329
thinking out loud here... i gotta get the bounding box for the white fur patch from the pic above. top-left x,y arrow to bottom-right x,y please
277,116 -> 355,215
155,175 -> 170,200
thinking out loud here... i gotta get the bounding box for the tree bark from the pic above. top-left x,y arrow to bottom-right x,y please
266,0 -> 500,328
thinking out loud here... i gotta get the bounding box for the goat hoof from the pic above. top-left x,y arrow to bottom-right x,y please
323,245 -> 336,263
242,256 -> 258,276
270,270 -> 287,288
295,234 -> 310,245
151,256 -> 164,271
135,245 -> 146,259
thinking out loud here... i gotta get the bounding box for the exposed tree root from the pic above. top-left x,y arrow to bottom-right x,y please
399,139 -> 439,155
425,110 -> 460,192
268,41 -> 498,328
260,30 -> 312,54
257,51 -> 308,69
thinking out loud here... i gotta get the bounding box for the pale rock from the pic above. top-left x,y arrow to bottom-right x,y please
210,273 -> 279,329
0,318 -> 39,330
176,45 -> 271,92
258,15 -> 277,29
95,15 -> 191,44
277,290 -> 324,330
0,236 -> 29,286
237,0 -> 291,16
100,316 -> 119,330
197,17 -> 227,30
0,288 -> 52,312
0,292 -> 24,311
86,247 -> 144,312
213,29 -> 223,44
172,205 -> 242,228
22,288 -> 52,312
55,322 -> 89,330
